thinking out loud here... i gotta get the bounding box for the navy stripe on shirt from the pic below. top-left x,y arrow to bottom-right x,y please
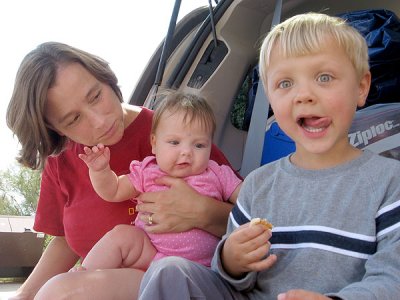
230,203 -> 379,259
231,203 -> 250,226
270,231 -> 376,255
376,200 -> 400,237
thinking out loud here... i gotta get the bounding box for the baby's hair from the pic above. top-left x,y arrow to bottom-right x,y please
259,12 -> 369,85
152,92 -> 216,138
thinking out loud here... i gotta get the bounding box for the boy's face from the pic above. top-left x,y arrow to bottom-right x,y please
150,110 -> 212,178
266,37 -> 370,166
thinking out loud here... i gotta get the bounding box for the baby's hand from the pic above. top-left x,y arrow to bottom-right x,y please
78,143 -> 111,172
221,220 -> 276,278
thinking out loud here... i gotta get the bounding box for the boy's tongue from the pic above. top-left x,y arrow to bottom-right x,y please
302,117 -> 330,128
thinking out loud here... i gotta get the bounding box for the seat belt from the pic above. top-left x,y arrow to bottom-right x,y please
144,0 -> 182,109
239,0 -> 282,177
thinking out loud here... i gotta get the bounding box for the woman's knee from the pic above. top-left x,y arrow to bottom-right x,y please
35,273 -> 74,300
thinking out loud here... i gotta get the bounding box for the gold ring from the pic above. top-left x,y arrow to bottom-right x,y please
148,214 -> 153,225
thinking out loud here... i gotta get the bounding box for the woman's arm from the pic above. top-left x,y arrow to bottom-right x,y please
136,176 -> 233,237
194,192 -> 233,237
9,236 -> 79,300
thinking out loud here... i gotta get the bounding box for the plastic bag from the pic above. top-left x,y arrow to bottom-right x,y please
338,9 -> 400,108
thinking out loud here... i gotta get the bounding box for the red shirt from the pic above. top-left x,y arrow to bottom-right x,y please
34,107 -> 236,258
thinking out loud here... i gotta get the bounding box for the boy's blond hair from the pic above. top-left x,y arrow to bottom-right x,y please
259,13 -> 369,86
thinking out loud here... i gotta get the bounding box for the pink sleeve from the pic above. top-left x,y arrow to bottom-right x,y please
128,160 -> 145,193
127,156 -> 157,193
208,160 -> 242,201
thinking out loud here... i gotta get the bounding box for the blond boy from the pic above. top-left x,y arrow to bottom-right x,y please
139,13 -> 400,300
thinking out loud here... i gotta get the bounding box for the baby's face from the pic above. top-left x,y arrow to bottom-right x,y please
266,37 -> 370,166
151,110 -> 212,178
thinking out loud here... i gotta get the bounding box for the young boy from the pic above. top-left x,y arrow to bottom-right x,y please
138,13 -> 400,300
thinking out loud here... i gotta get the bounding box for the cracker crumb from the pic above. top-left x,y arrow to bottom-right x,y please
250,218 -> 273,230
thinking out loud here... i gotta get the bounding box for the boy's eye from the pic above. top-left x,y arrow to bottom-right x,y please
318,74 -> 332,82
168,140 -> 179,145
278,80 -> 292,89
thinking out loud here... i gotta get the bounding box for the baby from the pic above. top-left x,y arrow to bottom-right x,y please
76,92 -> 241,276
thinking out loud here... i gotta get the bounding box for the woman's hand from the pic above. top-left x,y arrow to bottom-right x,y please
221,223 -> 277,278
136,176 -> 233,236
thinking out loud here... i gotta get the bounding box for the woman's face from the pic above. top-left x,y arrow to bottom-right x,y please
45,63 -> 126,146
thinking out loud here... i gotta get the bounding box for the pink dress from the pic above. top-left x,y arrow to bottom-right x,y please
128,156 -> 241,267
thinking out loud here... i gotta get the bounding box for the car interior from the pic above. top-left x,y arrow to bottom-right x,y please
129,0 -> 400,177
1,0 -> 399,294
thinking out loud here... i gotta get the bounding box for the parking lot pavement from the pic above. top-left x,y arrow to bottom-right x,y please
0,282 -> 22,300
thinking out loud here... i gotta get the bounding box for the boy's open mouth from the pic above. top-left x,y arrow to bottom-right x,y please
297,116 -> 331,133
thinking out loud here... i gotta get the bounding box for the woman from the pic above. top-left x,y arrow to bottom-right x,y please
6,42 -> 236,299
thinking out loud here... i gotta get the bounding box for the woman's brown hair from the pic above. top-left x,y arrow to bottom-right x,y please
6,42 -> 123,170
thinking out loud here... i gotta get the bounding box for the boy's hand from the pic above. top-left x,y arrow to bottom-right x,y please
78,143 -> 110,172
221,223 -> 277,278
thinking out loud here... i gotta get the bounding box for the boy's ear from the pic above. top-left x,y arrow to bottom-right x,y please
357,71 -> 371,107
150,134 -> 156,155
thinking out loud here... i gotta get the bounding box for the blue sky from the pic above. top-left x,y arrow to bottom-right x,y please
0,0 -> 207,171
